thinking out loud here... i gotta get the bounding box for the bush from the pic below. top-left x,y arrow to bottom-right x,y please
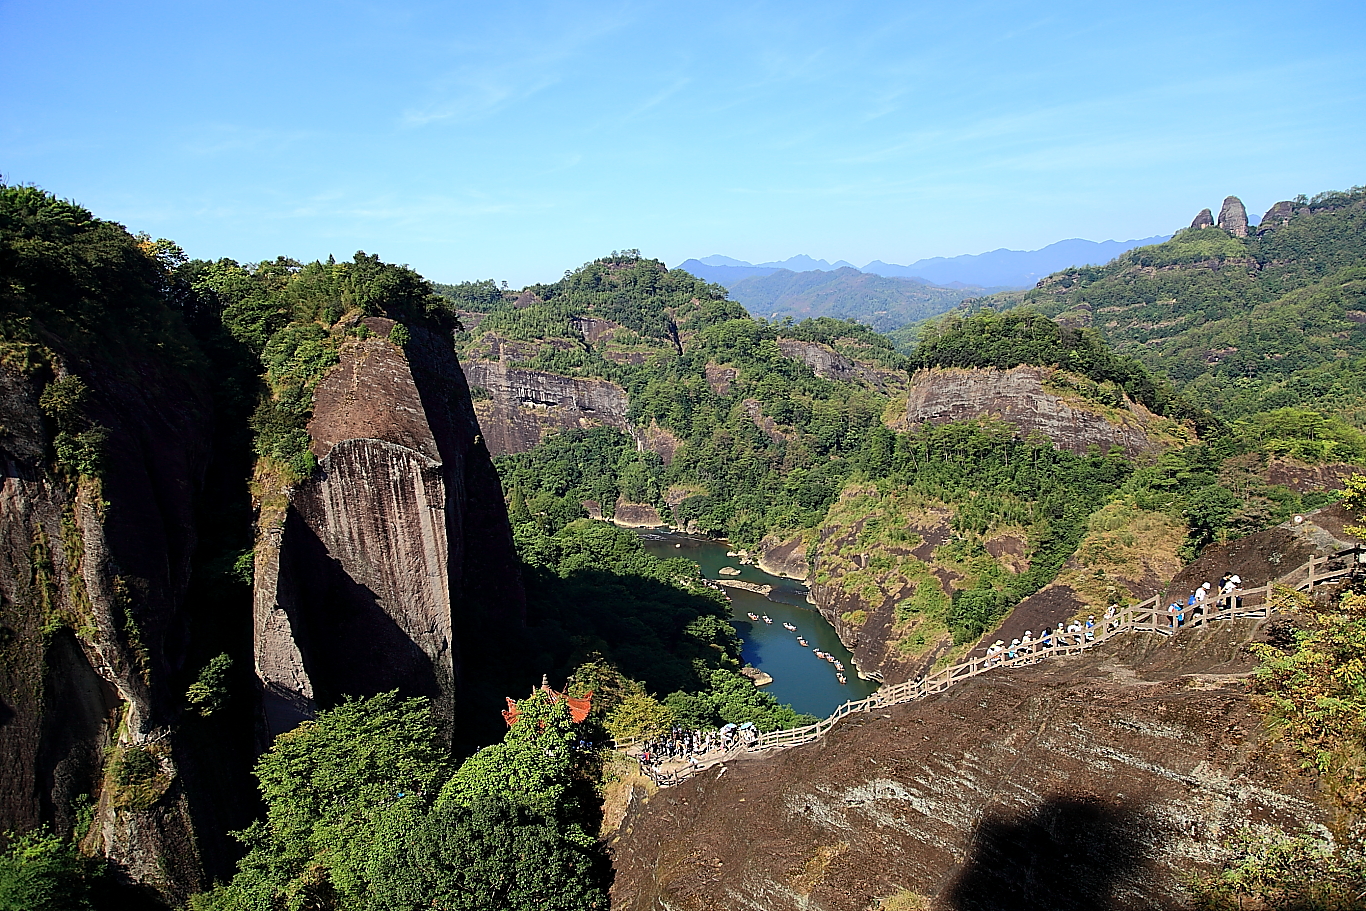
367,799 -> 610,911
0,830 -> 103,911
186,653 -> 233,717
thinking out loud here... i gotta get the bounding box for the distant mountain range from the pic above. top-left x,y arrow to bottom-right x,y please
678,236 -> 1170,291
721,267 -> 988,332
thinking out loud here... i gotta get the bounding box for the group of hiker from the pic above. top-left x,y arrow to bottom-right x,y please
633,722 -> 758,776
1167,571 -> 1244,628
984,616 -> 1097,665
976,569 -> 1249,664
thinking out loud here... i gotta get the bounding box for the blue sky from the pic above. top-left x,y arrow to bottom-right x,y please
3,0 -> 1362,287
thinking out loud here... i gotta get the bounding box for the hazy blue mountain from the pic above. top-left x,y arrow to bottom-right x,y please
862,236 -> 1169,288
755,254 -> 859,271
677,259 -> 782,285
725,267 -> 983,331
686,237 -> 1170,292
680,254 -> 859,286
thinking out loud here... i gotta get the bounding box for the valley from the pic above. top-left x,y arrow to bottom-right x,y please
1,182 -> 1364,910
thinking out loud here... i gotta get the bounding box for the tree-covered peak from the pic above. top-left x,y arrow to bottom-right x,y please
525,250 -> 744,338
1117,227 -> 1250,268
912,309 -> 1171,411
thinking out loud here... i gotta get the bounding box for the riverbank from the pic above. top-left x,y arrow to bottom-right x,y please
636,529 -> 877,717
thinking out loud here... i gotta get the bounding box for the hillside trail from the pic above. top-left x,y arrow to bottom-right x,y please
625,548 -> 1361,786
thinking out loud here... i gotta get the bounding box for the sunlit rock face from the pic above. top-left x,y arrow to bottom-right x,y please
461,358 -> 632,456
903,365 -> 1164,458
254,318 -> 524,741
1218,196 -> 1249,237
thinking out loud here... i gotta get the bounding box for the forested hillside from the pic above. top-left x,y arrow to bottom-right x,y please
451,207 -> 1363,682
956,188 -> 1366,425
0,190 -> 823,908
4,181 -> 1363,909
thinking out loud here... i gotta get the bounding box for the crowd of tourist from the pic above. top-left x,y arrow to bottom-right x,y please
633,723 -> 758,777
982,615 -> 1097,665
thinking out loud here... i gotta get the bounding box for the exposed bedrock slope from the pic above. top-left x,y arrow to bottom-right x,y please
0,354 -> 215,900
902,366 -> 1173,457
988,501 -> 1359,655
462,359 -> 634,457
610,617 -> 1330,911
253,319 -> 525,745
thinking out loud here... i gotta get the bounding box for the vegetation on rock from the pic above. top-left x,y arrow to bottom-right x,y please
194,691 -> 610,911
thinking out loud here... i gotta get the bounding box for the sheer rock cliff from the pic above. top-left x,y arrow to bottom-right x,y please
0,353 -> 214,901
462,359 -> 633,457
901,366 -> 1168,458
252,318 -> 525,743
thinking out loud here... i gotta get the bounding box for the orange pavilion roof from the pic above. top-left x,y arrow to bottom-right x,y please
501,681 -> 592,727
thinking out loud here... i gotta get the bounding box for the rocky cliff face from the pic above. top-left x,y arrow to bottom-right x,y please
776,340 -> 907,394
0,355 -> 214,900
1218,195 -> 1249,237
1259,200 -> 1295,231
253,318 -> 524,742
461,359 -> 632,457
902,366 -> 1168,458
610,616 -> 1333,911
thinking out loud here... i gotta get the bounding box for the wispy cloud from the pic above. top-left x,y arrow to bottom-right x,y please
399,9 -> 634,127
177,123 -> 317,157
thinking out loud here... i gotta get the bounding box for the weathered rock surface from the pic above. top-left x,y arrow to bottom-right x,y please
1259,200 -> 1295,231
777,340 -> 907,393
0,354 -> 215,901
980,500 -> 1358,660
1218,196 -> 1249,237
758,533 -> 810,581
903,366 -> 1165,457
611,500 -> 664,528
1190,207 -> 1215,229
462,359 -> 631,457
253,320 -> 524,743
610,617 -> 1333,911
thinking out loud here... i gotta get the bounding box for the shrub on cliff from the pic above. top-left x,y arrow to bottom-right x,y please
0,830 -> 103,911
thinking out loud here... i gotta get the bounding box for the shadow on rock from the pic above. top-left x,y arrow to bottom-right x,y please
941,795 -> 1152,911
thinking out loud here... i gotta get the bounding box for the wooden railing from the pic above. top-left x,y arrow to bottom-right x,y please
630,551 -> 1358,787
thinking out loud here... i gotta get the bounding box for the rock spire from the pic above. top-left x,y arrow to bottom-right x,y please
1218,196 -> 1248,237
1190,208 -> 1214,229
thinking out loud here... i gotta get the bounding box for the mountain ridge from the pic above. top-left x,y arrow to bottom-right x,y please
681,235 -> 1170,290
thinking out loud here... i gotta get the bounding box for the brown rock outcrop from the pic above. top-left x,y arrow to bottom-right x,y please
904,366 -> 1163,457
253,321 -> 524,742
705,363 -> 737,396
776,340 -> 906,393
1259,200 -> 1295,231
758,533 -> 810,581
460,359 -> 631,456
611,500 -> 664,528
0,354 -> 214,900
1218,196 -> 1249,237
1190,207 -> 1215,229
610,618 -> 1331,910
